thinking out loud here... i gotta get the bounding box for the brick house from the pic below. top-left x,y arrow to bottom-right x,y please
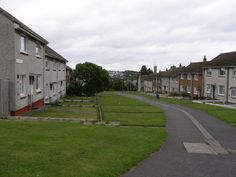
179,57 -> 208,98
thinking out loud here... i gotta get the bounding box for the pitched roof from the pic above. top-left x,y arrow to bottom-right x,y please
45,46 -> 68,63
181,61 -> 208,73
160,67 -> 182,77
0,7 -> 48,44
140,73 -> 155,81
205,51 -> 236,68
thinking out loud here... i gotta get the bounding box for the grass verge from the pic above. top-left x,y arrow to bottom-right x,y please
132,92 -> 236,127
0,121 -> 167,177
100,92 -> 166,127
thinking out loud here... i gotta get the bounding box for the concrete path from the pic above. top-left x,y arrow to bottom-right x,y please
120,94 -> 236,177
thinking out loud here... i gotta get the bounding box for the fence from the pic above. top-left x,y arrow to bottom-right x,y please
0,79 -> 10,117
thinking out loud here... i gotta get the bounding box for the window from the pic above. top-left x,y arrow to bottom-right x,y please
19,75 -> 26,96
20,35 -> 27,53
194,87 -> 198,94
53,62 -> 57,71
180,74 -> 184,79
45,59 -> 50,70
206,69 -> 212,77
58,63 -> 61,71
187,74 -> 191,80
180,85 -> 184,92
45,84 -> 49,98
36,44 -> 42,57
218,85 -> 225,96
219,68 -> 225,77
187,86 -> 191,93
206,84 -> 211,93
194,74 -> 198,80
35,75 -> 41,92
232,87 -> 236,98
232,69 -> 236,77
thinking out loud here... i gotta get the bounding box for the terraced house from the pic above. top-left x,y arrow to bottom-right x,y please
160,66 -> 182,95
0,7 -> 68,116
179,57 -> 208,98
44,46 -> 67,104
203,52 -> 236,103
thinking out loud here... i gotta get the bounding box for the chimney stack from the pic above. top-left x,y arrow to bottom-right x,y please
203,56 -> 207,62
154,65 -> 157,73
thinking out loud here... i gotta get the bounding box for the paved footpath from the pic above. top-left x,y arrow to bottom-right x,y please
120,94 -> 236,177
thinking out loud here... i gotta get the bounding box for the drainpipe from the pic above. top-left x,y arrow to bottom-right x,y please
226,68 -> 229,103
191,73 -> 194,99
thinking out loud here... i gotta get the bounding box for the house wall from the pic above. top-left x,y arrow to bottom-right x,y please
180,73 -> 203,97
143,80 -> 153,92
0,13 -> 16,112
161,77 -> 169,93
204,68 -> 228,102
192,74 -> 203,96
169,76 -> 179,94
14,32 -> 45,113
228,67 -> 236,103
44,58 -> 66,103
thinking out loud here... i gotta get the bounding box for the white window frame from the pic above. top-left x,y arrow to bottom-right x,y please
180,85 -> 184,92
187,85 -> 191,93
35,75 -> 42,92
53,62 -> 57,71
206,69 -> 212,77
232,69 -> 236,78
20,35 -> 28,54
218,85 -> 225,96
36,44 -> 42,58
45,59 -> 50,70
206,84 -> 211,93
45,84 -> 49,99
193,87 -> 198,95
187,74 -> 191,80
19,75 -> 26,97
219,68 -> 226,77
231,87 -> 236,98
194,74 -> 198,81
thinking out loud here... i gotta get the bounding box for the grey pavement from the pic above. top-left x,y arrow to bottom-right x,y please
120,93 -> 236,177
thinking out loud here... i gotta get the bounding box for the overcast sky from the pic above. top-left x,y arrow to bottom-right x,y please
1,0 -> 236,71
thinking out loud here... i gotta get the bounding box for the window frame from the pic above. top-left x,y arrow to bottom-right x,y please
231,87 -> 236,98
20,35 -> 28,54
19,75 -> 26,97
218,68 -> 226,77
206,84 -> 211,93
206,69 -> 212,77
232,69 -> 236,78
45,59 -> 50,71
218,85 -> 225,96
187,74 -> 191,80
35,44 -> 42,58
35,75 -> 42,92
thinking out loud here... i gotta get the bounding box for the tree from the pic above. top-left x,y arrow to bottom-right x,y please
139,65 -> 153,75
75,62 -> 109,96
140,65 -> 148,75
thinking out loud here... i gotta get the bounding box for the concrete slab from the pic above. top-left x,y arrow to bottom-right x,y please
184,142 -> 217,155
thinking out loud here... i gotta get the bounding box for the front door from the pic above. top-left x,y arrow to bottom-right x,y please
28,76 -> 34,106
212,85 -> 216,99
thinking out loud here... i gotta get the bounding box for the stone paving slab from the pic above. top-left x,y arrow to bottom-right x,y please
183,142 -> 216,155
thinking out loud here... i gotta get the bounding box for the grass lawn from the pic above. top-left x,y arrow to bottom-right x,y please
29,104 -> 98,120
0,121 -> 167,177
100,92 -> 166,126
64,96 -> 97,101
132,92 -> 236,127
